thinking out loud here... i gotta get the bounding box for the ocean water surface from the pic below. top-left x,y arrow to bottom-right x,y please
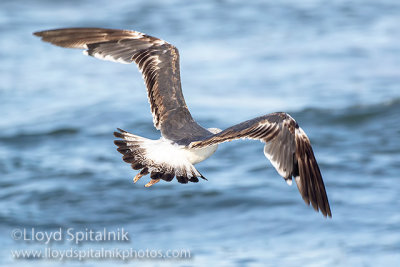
0,0 -> 399,266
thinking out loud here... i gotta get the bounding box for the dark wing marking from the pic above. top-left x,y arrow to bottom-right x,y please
190,112 -> 332,217
33,28 -> 211,144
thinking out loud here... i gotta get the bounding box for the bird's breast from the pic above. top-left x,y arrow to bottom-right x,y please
183,145 -> 218,165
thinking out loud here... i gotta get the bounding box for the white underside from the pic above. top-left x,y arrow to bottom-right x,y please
183,145 -> 218,165
138,137 -> 217,176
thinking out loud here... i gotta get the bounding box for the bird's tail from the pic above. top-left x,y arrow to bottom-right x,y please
113,128 -> 206,186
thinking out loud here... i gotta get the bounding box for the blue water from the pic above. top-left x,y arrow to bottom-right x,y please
1,0 -> 400,266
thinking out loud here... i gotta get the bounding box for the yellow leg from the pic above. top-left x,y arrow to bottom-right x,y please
145,179 -> 160,187
133,172 -> 144,183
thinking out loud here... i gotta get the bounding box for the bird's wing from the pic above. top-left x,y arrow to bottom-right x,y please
34,28 -> 211,144
190,112 -> 332,217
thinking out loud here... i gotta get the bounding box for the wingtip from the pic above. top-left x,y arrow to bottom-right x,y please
308,197 -> 332,218
116,128 -> 128,133
299,189 -> 332,218
114,128 -> 129,138
305,194 -> 332,218
321,210 -> 332,218
324,206 -> 332,218
114,131 -> 124,138
33,29 -> 52,37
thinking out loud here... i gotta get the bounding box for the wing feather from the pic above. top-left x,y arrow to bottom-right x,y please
190,112 -> 332,217
34,27 -> 211,144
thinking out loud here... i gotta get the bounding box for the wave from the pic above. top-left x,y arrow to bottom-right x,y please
0,98 -> 398,143
292,97 -> 400,126
0,127 -> 80,145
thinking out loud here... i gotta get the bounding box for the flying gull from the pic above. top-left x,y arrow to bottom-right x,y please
34,28 -> 332,217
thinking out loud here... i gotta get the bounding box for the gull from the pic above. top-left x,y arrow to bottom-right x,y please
34,28 -> 332,217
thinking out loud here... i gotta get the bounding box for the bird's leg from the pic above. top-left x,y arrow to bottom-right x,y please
133,173 -> 144,183
145,179 -> 160,187
133,168 -> 148,183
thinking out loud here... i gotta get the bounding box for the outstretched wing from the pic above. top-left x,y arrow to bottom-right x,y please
33,28 -> 211,144
190,112 -> 332,217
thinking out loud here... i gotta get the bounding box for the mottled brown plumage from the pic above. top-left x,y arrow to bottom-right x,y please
190,113 -> 331,217
34,27 -> 331,217
34,28 -> 211,144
